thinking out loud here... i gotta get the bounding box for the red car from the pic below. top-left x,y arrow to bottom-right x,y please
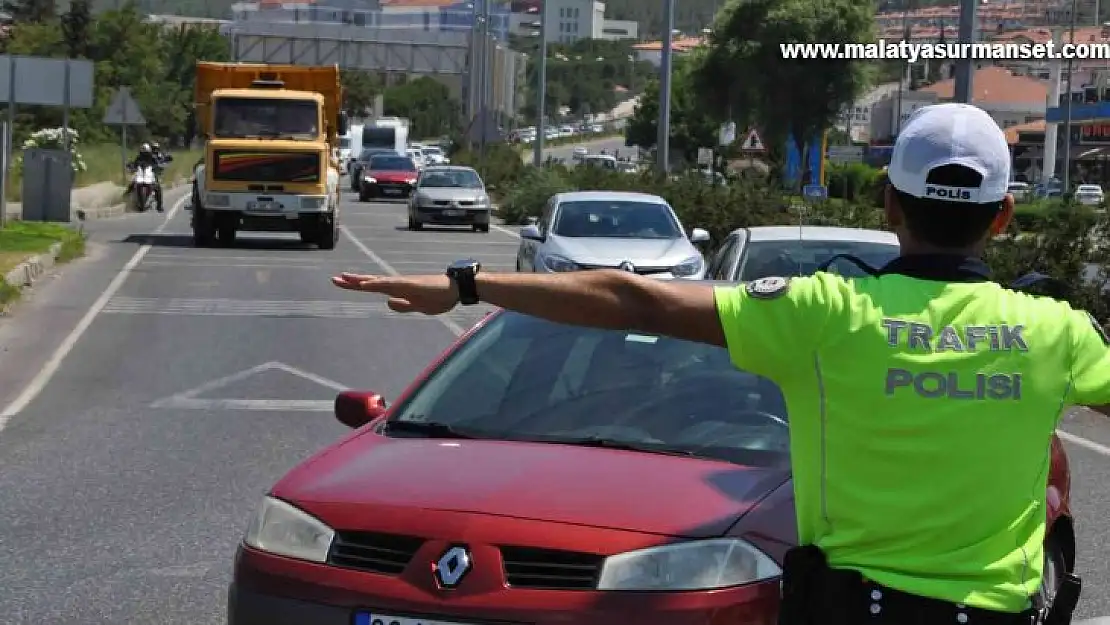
359,153 -> 418,201
229,307 -> 1075,625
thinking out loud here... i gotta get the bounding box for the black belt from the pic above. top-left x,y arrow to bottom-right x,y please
856,580 -> 1037,625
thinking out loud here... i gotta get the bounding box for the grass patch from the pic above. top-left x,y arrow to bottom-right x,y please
6,145 -> 202,201
0,221 -> 86,307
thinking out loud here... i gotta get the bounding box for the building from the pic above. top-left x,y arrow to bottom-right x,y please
145,14 -> 231,30
506,0 -> 636,43
918,66 -> 1048,129
631,36 -> 703,67
231,0 -> 510,39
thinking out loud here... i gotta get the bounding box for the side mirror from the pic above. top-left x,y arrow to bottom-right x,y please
334,390 -> 389,429
520,224 -> 544,241
338,111 -> 350,136
689,228 -> 710,244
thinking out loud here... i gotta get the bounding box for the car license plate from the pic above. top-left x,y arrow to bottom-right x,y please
247,201 -> 279,211
383,188 -> 401,195
354,613 -> 474,625
442,209 -> 463,217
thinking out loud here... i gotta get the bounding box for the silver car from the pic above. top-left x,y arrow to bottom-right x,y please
408,166 -> 494,232
704,225 -> 899,280
516,191 -> 710,279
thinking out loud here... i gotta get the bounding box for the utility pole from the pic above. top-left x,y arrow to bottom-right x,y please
953,0 -> 978,102
532,0 -> 548,167
895,1 -> 911,136
1062,0 -> 1078,194
478,0 -> 490,159
656,0 -> 676,174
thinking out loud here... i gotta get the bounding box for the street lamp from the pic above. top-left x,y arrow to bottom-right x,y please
532,0 -> 549,167
656,0 -> 676,174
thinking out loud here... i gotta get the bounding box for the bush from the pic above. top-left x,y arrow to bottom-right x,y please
826,162 -> 882,202
16,127 -> 88,174
452,144 -> 526,191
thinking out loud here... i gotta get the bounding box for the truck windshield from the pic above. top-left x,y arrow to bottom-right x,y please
363,127 -> 397,150
214,97 -> 319,139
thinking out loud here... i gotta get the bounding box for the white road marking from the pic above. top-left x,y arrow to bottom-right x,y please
0,191 -> 188,426
145,254 -> 325,262
363,250 -> 517,258
344,237 -> 520,247
1057,429 -> 1110,456
339,225 -> 466,336
141,261 -> 325,269
491,224 -> 521,238
151,361 -> 348,411
102,296 -> 399,318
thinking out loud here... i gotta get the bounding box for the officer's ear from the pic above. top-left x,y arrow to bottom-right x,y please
989,194 -> 1015,236
883,183 -> 904,229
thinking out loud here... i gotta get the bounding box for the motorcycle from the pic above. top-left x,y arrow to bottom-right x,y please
128,163 -> 159,212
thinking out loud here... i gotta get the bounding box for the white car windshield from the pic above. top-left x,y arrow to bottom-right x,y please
420,170 -> 482,188
388,312 -> 790,466
553,200 -> 681,239
1077,185 -> 1102,193
738,240 -> 900,280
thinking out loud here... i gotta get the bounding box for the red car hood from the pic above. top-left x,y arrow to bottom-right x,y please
276,434 -> 789,538
367,169 -> 416,182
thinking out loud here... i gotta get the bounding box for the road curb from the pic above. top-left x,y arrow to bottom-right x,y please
76,179 -> 191,222
3,241 -> 63,290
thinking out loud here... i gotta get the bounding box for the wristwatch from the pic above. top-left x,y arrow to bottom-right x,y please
446,259 -> 481,305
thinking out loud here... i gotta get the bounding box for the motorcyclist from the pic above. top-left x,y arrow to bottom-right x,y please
151,142 -> 167,165
128,143 -> 164,212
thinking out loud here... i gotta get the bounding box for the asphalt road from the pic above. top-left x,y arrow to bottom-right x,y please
0,185 -> 1108,623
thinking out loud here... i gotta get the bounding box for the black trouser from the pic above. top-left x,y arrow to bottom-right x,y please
779,546 -> 1044,625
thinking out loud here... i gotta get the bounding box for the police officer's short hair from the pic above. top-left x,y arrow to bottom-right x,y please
886,103 -> 1011,249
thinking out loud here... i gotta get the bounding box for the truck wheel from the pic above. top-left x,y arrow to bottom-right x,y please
317,216 -> 338,250
192,208 -> 215,247
473,224 -> 490,233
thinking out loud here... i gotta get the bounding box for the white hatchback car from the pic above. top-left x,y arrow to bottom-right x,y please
516,191 -> 710,279
1075,184 -> 1104,206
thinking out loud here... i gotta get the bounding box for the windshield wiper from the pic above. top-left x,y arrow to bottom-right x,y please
385,420 -> 475,439
527,435 -> 696,457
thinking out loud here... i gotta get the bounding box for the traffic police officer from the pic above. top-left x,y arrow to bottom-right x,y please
333,103 -> 1105,624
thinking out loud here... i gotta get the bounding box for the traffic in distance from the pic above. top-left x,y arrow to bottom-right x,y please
37,59 -> 1085,624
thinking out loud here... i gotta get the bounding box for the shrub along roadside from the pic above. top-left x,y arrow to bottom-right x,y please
467,157 -> 1110,323
0,222 -> 87,308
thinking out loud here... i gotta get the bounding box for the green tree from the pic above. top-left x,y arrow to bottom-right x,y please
381,77 -> 461,139
61,0 -> 93,59
341,70 -> 380,116
624,54 -> 720,161
692,0 -> 873,180
161,23 -> 231,145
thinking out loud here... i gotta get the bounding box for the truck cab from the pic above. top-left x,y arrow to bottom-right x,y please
192,62 -> 348,249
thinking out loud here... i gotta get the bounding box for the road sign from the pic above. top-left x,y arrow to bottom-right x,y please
103,87 -> 145,125
0,55 -> 94,107
740,128 -> 765,152
718,122 -> 736,146
827,145 -> 864,164
803,184 -> 828,201
697,147 -> 713,166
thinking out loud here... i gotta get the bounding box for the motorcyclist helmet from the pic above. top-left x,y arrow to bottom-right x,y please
139,143 -> 152,154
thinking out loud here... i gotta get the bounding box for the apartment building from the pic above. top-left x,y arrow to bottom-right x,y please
230,0 -> 510,39
508,0 -> 636,42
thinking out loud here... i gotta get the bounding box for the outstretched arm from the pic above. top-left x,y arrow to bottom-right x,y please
332,269 -> 726,347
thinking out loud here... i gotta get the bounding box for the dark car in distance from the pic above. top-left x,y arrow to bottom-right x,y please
228,295 -> 1075,625
358,154 -> 418,201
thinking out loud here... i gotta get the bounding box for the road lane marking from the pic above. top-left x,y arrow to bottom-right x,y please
151,361 -> 348,411
141,261 -> 325,269
368,250 -> 517,258
1057,429 -> 1110,456
339,225 -> 466,336
145,253 -> 330,262
256,270 -> 270,284
0,190 -> 188,426
491,224 -> 521,238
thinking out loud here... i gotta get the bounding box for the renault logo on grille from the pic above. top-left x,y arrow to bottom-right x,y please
619,261 -> 635,272
433,545 -> 472,588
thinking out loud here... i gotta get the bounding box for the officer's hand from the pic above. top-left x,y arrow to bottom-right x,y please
332,272 -> 458,314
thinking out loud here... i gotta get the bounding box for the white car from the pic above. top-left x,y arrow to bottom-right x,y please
572,146 -> 588,159
704,225 -> 900,280
421,145 -> 449,165
406,148 -> 426,168
516,191 -> 710,279
1075,184 -> 1104,206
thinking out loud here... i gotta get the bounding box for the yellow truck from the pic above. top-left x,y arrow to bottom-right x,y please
191,62 -> 348,248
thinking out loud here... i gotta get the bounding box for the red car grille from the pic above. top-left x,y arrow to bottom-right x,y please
499,546 -> 603,590
328,531 -> 425,574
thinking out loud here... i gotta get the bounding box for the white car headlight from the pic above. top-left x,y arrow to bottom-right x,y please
542,254 -> 579,272
300,196 -> 326,210
244,496 -> 335,563
597,538 -> 781,591
671,255 -> 703,278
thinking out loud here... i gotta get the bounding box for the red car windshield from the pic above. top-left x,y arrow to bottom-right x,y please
387,312 -> 790,467
368,155 -> 416,171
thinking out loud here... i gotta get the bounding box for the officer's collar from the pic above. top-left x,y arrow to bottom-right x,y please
877,254 -> 991,282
